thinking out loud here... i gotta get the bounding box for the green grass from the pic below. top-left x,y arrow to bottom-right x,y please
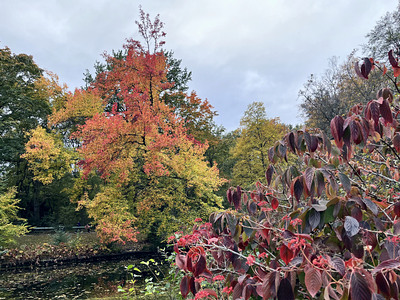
14,231 -> 100,248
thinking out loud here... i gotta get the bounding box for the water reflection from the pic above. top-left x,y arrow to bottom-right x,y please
0,254 -> 158,299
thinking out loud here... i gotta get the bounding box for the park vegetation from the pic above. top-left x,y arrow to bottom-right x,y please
1,3 -> 400,300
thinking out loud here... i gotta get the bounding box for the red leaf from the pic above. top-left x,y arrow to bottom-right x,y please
259,221 -> 271,244
322,131 -> 332,156
277,278 -> 294,300
361,57 -> 372,79
380,98 -> 393,125
389,50 -> 398,68
271,197 -> 279,210
393,134 -> 400,153
375,272 -> 391,298
193,255 -> 207,277
372,259 -> 400,274
394,202 -> 400,217
350,271 -> 372,300
363,231 -> 378,251
189,276 -> 196,295
243,192 -> 248,205
266,165 -> 274,186
227,189 -> 233,205
180,275 -> 190,298
315,170 -> 325,197
305,267 -> 322,297
304,167 -> 315,192
232,190 -> 241,210
351,206 -> 363,222
293,177 -> 303,202
304,131 -> 312,152
394,66 -> 400,77
355,61 -> 365,79
287,132 -> 296,153
237,186 -> 242,202
261,271 -> 278,299
328,256 -> 346,276
330,116 -> 344,148
310,135 -> 319,152
350,120 -> 363,144
176,254 -> 186,270
268,147 -> 275,163
279,244 -> 294,265
233,283 -> 243,300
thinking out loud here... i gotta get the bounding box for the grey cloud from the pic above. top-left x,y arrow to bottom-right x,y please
0,0 -> 397,131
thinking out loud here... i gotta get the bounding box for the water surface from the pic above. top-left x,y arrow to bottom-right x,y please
0,255 -> 159,299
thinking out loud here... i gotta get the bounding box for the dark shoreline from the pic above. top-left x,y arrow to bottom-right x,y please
0,247 -> 160,272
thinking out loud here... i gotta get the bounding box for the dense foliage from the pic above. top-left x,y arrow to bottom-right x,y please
0,188 -> 28,247
23,9 -> 225,244
172,51 -> 400,299
230,102 -> 288,188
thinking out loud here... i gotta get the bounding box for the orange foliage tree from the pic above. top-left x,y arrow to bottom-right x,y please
24,9 -> 225,244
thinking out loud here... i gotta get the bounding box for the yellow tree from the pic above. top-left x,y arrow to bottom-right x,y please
231,102 -> 288,188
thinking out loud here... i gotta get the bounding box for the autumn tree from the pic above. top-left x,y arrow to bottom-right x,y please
83,34 -> 219,152
231,102 -> 288,188
24,9 -> 225,243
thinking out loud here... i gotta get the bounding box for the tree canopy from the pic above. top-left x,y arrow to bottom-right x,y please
23,9 -> 225,243
231,102 -> 288,188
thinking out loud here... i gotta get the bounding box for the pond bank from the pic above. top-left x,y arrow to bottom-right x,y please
1,232 -> 156,271
0,248 -> 156,271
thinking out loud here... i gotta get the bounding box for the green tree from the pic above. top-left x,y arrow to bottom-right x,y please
231,102 -> 288,188
0,188 -> 28,247
0,47 -> 50,173
0,47 -> 57,225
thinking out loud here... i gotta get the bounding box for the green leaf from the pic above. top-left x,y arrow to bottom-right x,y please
323,205 -> 335,224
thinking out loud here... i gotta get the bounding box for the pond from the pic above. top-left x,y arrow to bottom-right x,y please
0,253 -> 165,299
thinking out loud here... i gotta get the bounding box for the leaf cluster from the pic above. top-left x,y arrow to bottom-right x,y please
172,53 -> 400,299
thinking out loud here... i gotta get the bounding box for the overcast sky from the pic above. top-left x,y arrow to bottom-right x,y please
1,1 -> 398,131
